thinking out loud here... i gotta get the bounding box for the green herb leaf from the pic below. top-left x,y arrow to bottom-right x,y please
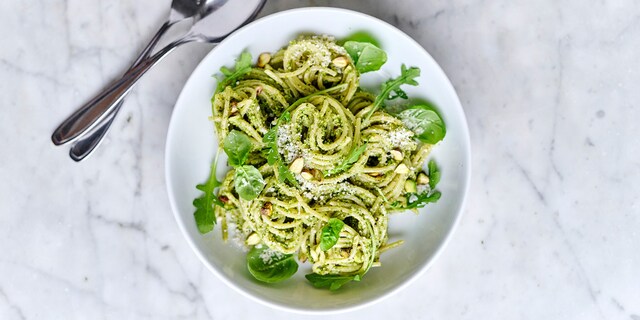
398,105 -> 446,144
261,111 -> 299,187
388,88 -> 408,100
247,246 -> 298,283
365,64 -> 421,121
193,150 -> 224,234
215,51 -> 253,92
277,163 -> 298,186
283,84 -> 349,114
234,165 -> 265,201
405,190 -> 441,209
428,159 -> 441,190
340,31 -> 381,47
343,41 -> 387,74
262,127 -> 279,165
280,110 -> 291,122
305,273 -> 362,291
324,143 -> 368,176
320,218 -> 345,251
223,130 -> 252,167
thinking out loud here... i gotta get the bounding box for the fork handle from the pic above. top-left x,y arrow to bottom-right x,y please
51,21 -> 174,146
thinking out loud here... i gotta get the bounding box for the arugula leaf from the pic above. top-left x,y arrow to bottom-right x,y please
364,65 -> 420,122
398,104 -> 446,144
343,41 -> 387,73
305,273 -> 361,291
234,165 -> 266,201
223,130 -> 252,167
428,159 -> 441,190
320,218 -> 345,251
193,150 -> 224,234
280,110 -> 291,122
262,127 -> 280,165
261,111 -> 299,187
247,246 -> 298,283
405,190 -> 441,209
324,143 -> 368,176
388,87 -> 408,100
215,51 -> 253,92
283,84 -> 349,115
277,163 -> 298,186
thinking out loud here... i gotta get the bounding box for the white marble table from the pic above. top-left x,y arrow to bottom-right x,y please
1,0 -> 639,319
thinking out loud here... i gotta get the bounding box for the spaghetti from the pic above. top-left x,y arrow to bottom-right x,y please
206,35 -> 439,285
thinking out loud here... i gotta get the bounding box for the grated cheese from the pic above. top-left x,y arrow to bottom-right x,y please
259,248 -> 285,264
388,127 -> 415,149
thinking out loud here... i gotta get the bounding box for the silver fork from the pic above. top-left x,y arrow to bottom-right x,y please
53,0 -> 265,161
52,0 -> 206,160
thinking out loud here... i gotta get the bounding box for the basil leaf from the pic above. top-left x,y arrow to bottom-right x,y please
215,51 -> 253,92
428,159 -> 441,190
193,150 -> 224,234
324,143 -> 368,176
223,130 -> 252,167
234,165 -> 265,201
341,31 -> 381,47
405,190 -> 441,209
343,41 -> 387,74
398,104 -> 446,144
247,246 -> 298,283
305,273 -> 361,291
320,218 -> 345,251
365,65 -> 420,121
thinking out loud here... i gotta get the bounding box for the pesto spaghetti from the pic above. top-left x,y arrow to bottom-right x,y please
193,35 -> 446,290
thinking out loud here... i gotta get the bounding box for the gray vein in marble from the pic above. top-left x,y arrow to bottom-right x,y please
611,297 -> 625,311
550,37 -> 568,181
0,58 -> 67,87
550,211 -> 607,320
0,287 -> 26,320
83,202 -> 108,319
509,153 -> 546,204
87,210 -> 214,319
0,260 -> 106,305
509,151 -> 610,318
132,93 -> 144,197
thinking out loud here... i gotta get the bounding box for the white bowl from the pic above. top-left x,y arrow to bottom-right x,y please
165,7 -> 471,314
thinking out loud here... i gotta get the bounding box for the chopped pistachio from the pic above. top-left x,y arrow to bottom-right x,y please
289,158 -> 304,174
390,150 -> 404,161
261,202 -> 272,216
332,56 -> 348,68
417,172 -> 430,185
404,180 -> 417,193
394,163 -> 409,174
257,52 -> 271,67
245,233 -> 260,246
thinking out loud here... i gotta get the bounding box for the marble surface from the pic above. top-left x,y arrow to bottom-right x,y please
0,0 -> 639,319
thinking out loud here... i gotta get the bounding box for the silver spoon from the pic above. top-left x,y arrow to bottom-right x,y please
65,0 -> 231,162
65,0 -> 211,161
53,0 -> 266,160
51,0 -> 204,148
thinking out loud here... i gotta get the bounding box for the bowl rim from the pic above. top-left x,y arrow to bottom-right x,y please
165,6 -> 471,315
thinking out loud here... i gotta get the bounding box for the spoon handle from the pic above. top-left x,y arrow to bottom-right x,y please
67,22 -> 175,161
51,21 -> 175,146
